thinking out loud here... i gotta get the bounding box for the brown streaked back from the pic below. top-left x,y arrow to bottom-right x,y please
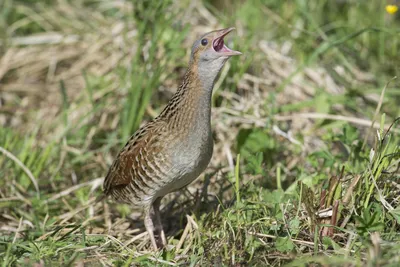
103,120 -> 171,205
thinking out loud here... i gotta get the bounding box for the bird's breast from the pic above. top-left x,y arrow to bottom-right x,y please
155,120 -> 213,196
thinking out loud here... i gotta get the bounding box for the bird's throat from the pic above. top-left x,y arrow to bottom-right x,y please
158,66 -> 213,129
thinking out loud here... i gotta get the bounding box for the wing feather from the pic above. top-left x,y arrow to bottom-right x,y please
103,121 -> 165,196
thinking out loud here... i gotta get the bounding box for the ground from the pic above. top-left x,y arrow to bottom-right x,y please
0,0 -> 399,266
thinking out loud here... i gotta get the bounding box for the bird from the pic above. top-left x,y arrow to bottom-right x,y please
103,27 -> 241,250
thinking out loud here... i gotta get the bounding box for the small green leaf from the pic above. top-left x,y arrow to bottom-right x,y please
389,207 -> 400,224
322,236 -> 341,251
275,236 -> 294,252
289,219 -> 300,235
262,189 -> 284,204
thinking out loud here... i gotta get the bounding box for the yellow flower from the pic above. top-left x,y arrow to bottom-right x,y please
386,5 -> 398,14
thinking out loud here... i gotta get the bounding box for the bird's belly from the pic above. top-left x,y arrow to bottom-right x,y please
154,133 -> 213,198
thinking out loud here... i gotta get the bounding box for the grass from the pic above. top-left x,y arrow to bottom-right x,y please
1,0 -> 399,266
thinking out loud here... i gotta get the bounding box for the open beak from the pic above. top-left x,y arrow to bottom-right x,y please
212,27 -> 242,56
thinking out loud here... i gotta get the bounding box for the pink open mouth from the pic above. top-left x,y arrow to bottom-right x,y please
212,28 -> 242,56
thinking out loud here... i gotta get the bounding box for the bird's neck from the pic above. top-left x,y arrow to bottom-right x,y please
196,59 -> 225,92
178,64 -> 215,115
158,65 -> 216,130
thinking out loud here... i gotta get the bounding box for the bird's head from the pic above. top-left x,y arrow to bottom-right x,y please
190,27 -> 241,89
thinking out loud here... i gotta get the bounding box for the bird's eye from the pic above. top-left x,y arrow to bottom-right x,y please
201,39 -> 208,46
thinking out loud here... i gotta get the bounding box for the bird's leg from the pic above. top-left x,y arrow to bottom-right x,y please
144,206 -> 158,250
153,197 -> 167,247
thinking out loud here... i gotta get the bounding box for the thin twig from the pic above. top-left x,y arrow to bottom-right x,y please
124,231 -> 148,247
247,231 -> 323,248
12,217 -> 23,244
274,113 -> 399,132
47,177 -> 103,202
362,77 -> 397,149
176,219 -> 191,252
0,146 -> 40,197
